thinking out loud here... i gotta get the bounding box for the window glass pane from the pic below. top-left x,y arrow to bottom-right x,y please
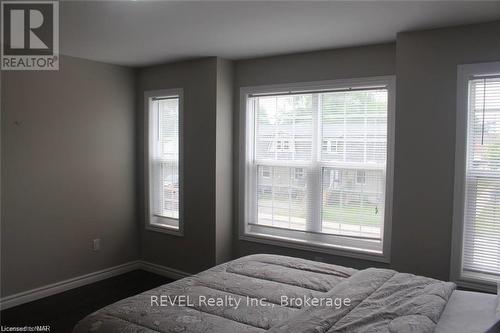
256,166 -> 308,231
321,90 -> 387,164
319,89 -> 387,239
469,79 -> 500,169
463,77 -> 500,278
464,177 -> 500,275
153,98 -> 179,221
158,161 -> 179,219
255,95 -> 313,162
248,84 -> 390,253
158,99 -> 179,160
321,168 -> 384,239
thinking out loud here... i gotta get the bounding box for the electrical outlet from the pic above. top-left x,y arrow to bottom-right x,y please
93,238 -> 101,252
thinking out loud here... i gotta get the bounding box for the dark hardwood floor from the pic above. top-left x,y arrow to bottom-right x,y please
0,270 -> 172,333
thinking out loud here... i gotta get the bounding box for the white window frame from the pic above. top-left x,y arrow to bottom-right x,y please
238,76 -> 395,263
451,61 -> 500,292
144,89 -> 184,236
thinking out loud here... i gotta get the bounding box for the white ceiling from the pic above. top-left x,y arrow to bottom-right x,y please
60,1 -> 500,67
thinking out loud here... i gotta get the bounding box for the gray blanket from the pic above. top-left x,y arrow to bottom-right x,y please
73,254 -> 455,333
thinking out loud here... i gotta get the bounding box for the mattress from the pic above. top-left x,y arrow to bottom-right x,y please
74,254 -> 456,333
435,290 -> 499,333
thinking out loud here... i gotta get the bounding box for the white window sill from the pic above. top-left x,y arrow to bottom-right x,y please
455,272 -> 499,293
240,230 -> 390,263
146,223 -> 183,236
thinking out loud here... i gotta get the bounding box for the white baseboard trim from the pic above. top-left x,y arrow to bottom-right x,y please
139,260 -> 191,280
0,260 -> 190,310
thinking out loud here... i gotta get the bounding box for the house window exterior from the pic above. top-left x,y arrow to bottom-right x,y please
356,170 -> 366,185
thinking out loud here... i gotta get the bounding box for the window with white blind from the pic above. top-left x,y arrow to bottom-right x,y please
452,62 -> 500,290
240,77 -> 394,261
145,89 -> 183,235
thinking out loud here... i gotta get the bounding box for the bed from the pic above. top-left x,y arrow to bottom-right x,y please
73,254 -> 499,333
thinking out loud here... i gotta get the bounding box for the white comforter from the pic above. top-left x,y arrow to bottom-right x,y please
73,254 -> 455,333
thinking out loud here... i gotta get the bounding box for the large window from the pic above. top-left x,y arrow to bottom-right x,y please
240,77 -> 394,261
145,89 -> 183,234
452,62 -> 500,291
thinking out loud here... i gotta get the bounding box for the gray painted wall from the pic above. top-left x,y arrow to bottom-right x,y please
392,21 -> 500,281
138,57 -> 234,272
215,59 -> 234,265
3,21 -> 499,299
1,56 -> 138,297
232,22 -> 500,281
232,43 -> 396,270
137,58 -> 219,273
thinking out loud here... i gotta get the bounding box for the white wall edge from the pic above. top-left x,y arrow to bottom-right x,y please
0,260 -> 190,310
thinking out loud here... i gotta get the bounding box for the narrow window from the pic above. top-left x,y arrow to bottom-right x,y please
145,89 -> 183,234
453,62 -> 500,290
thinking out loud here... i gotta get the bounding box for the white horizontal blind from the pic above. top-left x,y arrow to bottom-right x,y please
463,77 -> 500,278
152,97 -> 180,221
250,88 -> 388,242
320,90 -> 387,239
254,95 -> 313,232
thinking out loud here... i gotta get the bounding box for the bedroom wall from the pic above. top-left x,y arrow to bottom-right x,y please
138,57 -> 234,274
215,58 -> 234,265
0,55 -> 138,297
2,20 -> 497,301
138,57 -> 234,273
232,21 -> 500,281
232,43 -> 396,270
138,58 -> 218,273
392,20 -> 500,281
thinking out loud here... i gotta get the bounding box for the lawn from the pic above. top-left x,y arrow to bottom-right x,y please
258,198 -> 382,226
322,206 -> 381,225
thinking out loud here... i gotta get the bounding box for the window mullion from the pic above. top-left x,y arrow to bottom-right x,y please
307,93 -> 322,233
249,98 -> 257,228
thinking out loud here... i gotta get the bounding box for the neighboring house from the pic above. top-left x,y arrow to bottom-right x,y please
257,166 -> 383,209
255,93 -> 386,204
